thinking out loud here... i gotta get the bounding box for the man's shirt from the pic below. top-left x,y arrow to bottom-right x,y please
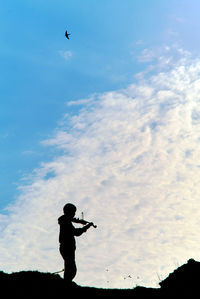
58,215 -> 88,249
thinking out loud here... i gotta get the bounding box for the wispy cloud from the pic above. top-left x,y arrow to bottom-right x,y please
58,50 -> 72,61
66,97 -> 94,107
1,48 -> 200,289
137,48 -> 156,62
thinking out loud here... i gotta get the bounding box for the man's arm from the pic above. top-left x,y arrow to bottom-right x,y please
74,223 -> 93,236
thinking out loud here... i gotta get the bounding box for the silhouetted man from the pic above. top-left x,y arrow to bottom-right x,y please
58,203 -> 93,285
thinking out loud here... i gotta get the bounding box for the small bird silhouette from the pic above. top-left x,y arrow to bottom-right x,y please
124,274 -> 132,280
65,30 -> 71,39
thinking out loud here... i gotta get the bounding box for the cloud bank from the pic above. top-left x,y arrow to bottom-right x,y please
1,48 -> 200,288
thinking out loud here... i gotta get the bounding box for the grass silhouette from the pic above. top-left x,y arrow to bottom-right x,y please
0,259 -> 199,298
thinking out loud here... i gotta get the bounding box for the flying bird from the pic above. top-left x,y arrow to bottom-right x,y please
65,30 -> 71,39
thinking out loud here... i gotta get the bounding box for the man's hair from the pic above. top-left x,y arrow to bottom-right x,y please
63,203 -> 77,215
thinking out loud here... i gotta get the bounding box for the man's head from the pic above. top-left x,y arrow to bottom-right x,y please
63,203 -> 77,219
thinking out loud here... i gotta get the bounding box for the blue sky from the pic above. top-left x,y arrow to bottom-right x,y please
0,0 -> 175,210
1,0 -> 200,288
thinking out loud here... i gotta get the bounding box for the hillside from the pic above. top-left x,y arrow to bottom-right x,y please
0,259 -> 199,298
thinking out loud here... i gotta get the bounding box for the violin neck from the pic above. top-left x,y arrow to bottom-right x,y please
72,217 -> 88,225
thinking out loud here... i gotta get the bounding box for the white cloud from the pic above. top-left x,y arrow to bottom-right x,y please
1,48 -> 200,289
137,48 -> 156,63
66,96 -> 95,107
58,50 -> 72,61
137,45 -> 191,68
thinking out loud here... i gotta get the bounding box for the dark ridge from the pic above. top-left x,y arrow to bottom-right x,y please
159,258 -> 200,296
1,259 -> 199,298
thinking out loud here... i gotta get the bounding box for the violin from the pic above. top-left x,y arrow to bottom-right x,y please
72,217 -> 97,228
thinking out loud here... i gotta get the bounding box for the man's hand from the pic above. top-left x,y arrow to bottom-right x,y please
89,222 -> 97,228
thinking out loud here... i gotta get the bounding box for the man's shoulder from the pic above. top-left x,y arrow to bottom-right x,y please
58,215 -> 70,225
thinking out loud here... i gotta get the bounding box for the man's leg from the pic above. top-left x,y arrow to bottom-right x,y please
64,255 -> 77,282
60,245 -> 77,283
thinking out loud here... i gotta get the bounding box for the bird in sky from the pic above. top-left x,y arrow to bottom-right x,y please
65,30 -> 71,39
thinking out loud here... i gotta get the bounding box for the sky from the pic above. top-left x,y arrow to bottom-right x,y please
1,0 -> 200,289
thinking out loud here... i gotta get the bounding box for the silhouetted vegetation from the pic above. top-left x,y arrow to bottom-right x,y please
0,259 -> 199,298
